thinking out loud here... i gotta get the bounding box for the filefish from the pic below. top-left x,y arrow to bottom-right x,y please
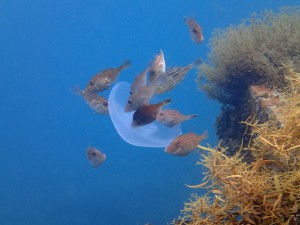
125,75 -> 165,112
74,87 -> 109,114
86,147 -> 106,168
85,59 -> 131,94
149,49 -> 165,83
156,109 -> 197,127
154,58 -> 202,94
130,61 -> 152,95
125,83 -> 156,112
165,130 -> 208,156
184,16 -> 204,44
132,98 -> 171,127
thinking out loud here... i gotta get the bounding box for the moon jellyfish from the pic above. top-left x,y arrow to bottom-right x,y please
108,82 -> 182,147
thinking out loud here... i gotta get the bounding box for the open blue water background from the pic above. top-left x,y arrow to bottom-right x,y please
0,1 -> 298,224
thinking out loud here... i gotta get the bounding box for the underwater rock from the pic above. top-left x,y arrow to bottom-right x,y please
249,85 -> 284,126
174,63 -> 300,225
197,7 -> 300,156
174,7 -> 300,225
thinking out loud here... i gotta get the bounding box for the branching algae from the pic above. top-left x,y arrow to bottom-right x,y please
173,6 -> 300,225
197,7 -> 300,155
174,65 -> 300,224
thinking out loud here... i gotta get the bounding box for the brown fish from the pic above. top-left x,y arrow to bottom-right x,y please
154,58 -> 202,94
125,83 -> 156,112
125,75 -> 165,112
157,109 -> 197,127
85,60 -> 131,94
74,87 -> 109,114
165,130 -> 208,156
132,98 -> 171,127
86,147 -> 106,168
130,61 -> 152,95
184,16 -> 204,44
149,49 -> 165,83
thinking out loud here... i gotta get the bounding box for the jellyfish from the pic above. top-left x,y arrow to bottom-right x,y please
108,82 -> 182,147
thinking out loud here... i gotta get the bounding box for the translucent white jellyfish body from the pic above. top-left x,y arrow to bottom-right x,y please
108,82 -> 182,147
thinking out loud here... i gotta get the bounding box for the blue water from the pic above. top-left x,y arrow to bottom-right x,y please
0,1 -> 298,224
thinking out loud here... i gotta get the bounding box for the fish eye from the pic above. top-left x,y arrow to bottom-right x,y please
130,91 -> 133,94
89,81 -> 95,86
192,29 -> 197,33
103,102 -> 108,106
128,100 -> 132,104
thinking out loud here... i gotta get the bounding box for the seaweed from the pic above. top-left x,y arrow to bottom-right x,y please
197,7 -> 300,155
174,65 -> 300,225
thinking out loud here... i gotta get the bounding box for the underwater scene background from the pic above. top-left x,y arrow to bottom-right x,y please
0,1 -> 299,225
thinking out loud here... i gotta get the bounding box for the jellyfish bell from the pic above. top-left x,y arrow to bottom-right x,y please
108,82 -> 182,147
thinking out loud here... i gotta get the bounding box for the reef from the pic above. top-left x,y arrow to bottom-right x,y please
197,7 -> 300,156
174,64 -> 300,224
173,6 -> 300,225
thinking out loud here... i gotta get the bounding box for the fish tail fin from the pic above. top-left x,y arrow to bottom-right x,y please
72,85 -> 84,96
158,98 -> 171,108
188,114 -> 198,119
202,130 -> 209,140
183,16 -> 188,23
120,59 -> 131,70
191,58 -> 202,69
164,98 -> 171,104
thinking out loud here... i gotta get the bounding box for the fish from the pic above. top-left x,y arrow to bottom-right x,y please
154,58 -> 202,94
86,147 -> 106,168
156,109 -> 198,127
74,87 -> 109,114
149,49 -> 166,83
125,83 -> 156,112
130,61 -> 152,95
125,75 -> 165,112
165,130 -> 208,156
85,59 -> 131,94
132,98 -> 171,127
184,16 -> 204,44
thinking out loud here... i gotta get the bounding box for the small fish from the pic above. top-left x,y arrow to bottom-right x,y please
74,87 -> 109,114
86,147 -> 106,168
125,75 -> 165,112
184,16 -> 204,44
85,60 -> 131,94
165,130 -> 208,156
154,58 -> 202,94
132,98 -> 171,127
130,61 -> 152,95
149,49 -> 166,83
125,83 -> 156,112
157,109 -> 198,127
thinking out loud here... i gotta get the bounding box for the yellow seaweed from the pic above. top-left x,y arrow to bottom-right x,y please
173,65 -> 300,224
